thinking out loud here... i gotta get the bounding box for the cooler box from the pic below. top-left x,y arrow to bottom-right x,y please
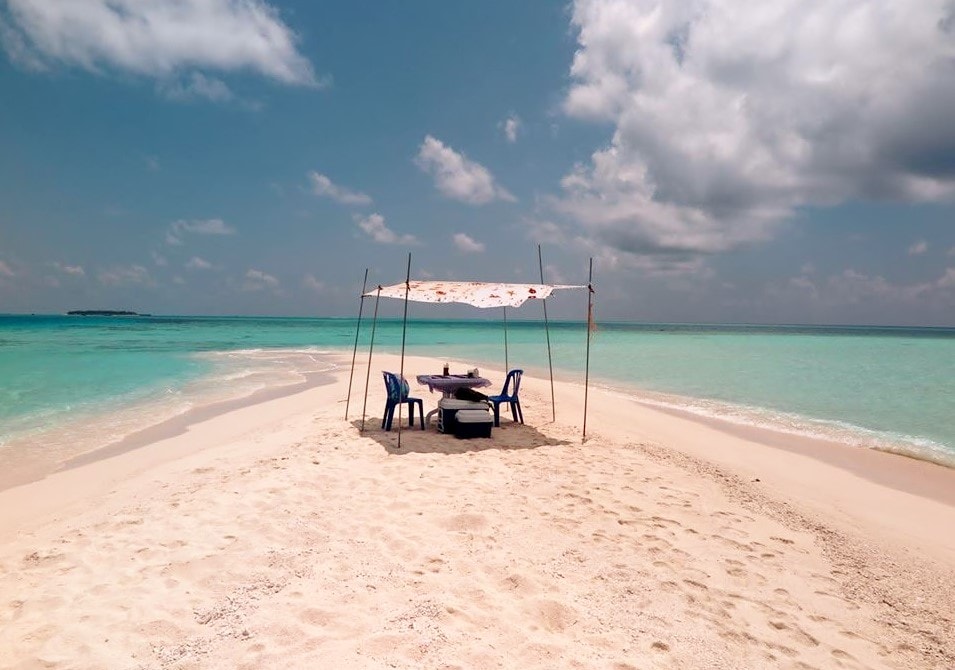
454,409 -> 493,439
438,398 -> 488,434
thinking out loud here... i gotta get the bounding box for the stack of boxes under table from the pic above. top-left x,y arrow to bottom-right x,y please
437,397 -> 494,438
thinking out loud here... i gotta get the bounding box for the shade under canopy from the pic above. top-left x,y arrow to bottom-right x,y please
365,281 -> 584,309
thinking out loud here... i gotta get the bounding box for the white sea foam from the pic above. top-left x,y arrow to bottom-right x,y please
599,382 -> 955,468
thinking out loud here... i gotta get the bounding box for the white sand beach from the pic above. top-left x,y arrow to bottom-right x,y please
1,353 -> 954,669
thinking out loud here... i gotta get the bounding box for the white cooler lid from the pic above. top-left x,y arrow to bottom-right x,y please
456,409 -> 493,423
438,398 -> 487,410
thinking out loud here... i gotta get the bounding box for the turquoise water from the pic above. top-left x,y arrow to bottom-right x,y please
1,315 -> 954,479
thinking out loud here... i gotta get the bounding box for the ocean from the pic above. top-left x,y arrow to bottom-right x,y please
1,314 -> 954,484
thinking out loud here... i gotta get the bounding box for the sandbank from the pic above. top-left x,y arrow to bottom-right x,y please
1,353 -> 953,669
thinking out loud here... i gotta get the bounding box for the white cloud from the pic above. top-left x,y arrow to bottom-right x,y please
938,268 -> 955,288
52,262 -> 85,277
166,218 -> 235,245
0,260 -> 14,277
415,135 -> 516,205
908,240 -> 928,255
244,268 -> 279,291
559,0 -> 955,269
949,247 -> 955,257
355,213 -> 418,245
452,232 -> 485,253
98,264 -> 152,287
186,256 -> 213,270
501,114 -> 521,143
0,0 -> 317,88
151,251 -> 168,267
307,171 -> 372,206
778,267 -> 955,308
543,264 -> 568,284
302,273 -> 325,293
158,72 -> 234,103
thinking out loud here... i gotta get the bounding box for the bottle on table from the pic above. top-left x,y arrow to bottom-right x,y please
443,362 -> 450,376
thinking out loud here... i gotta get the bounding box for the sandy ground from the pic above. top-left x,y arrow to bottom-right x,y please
1,353 -> 954,669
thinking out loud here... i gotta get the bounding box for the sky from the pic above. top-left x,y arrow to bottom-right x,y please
1,0 -> 954,325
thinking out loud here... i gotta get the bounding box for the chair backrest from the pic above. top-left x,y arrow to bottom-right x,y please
382,371 -> 410,401
501,369 -> 523,397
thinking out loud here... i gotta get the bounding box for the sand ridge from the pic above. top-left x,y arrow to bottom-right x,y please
1,353 -> 953,668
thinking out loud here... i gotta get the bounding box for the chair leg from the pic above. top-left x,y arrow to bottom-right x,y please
416,400 -> 425,430
515,400 -> 524,424
383,402 -> 394,431
492,401 -> 501,427
407,401 -> 415,427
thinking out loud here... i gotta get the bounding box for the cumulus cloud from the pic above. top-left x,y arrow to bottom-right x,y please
501,114 -> 521,143
782,267 -> 955,307
52,262 -> 85,276
558,0 -> 955,269
158,72 -> 234,103
0,260 -> 14,277
355,213 -> 417,245
0,0 -> 317,89
937,267 -> 955,288
308,171 -> 372,206
166,218 -> 235,245
98,264 -> 153,286
452,232 -> 485,253
909,240 -> 929,255
186,256 -> 213,270
415,135 -> 515,205
244,268 -> 279,291
302,273 -> 325,293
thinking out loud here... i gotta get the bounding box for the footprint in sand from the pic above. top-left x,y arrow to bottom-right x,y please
527,599 -> 578,633
440,513 -> 488,532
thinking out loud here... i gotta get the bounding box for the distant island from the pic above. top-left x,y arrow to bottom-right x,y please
67,310 -> 151,316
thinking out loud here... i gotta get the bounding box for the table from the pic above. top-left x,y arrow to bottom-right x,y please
416,374 -> 492,398
416,374 -> 493,427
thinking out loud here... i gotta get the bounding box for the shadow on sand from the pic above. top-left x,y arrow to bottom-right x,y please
348,417 -> 573,455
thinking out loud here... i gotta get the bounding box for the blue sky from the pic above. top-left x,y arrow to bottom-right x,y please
1,0 -> 954,325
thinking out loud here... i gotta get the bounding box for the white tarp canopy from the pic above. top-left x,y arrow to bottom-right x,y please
347,253 -> 595,446
365,281 -> 585,309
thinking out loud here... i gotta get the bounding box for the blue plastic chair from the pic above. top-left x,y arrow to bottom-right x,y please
488,369 -> 524,427
382,371 -> 425,431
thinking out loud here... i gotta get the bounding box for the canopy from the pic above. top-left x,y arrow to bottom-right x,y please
365,281 -> 585,309
346,252 -> 595,448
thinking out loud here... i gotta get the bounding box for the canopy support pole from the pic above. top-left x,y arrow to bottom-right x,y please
360,286 -> 382,432
538,245 -> 556,422
344,268 -> 369,421
502,306 -> 509,372
583,258 -> 594,442
397,253 -> 412,449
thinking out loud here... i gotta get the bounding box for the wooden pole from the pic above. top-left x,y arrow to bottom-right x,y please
583,258 -> 594,442
502,306 -> 509,373
397,254 -> 412,449
360,286 -> 382,432
344,268 -> 369,421
538,245 -> 556,422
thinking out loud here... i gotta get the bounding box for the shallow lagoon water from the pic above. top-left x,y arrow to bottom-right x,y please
1,315 -> 953,474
